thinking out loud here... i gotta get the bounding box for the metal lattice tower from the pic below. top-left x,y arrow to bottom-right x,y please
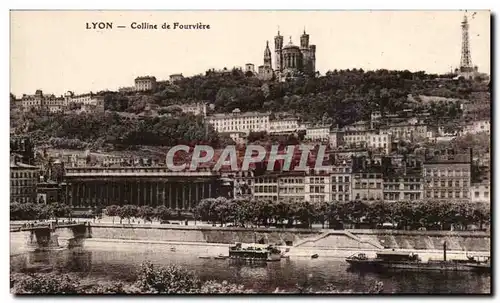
460,14 -> 473,70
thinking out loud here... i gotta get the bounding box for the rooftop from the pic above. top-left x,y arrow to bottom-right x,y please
208,110 -> 271,119
11,162 -> 39,169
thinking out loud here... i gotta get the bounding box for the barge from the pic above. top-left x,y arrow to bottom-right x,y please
229,243 -> 282,262
346,242 -> 490,273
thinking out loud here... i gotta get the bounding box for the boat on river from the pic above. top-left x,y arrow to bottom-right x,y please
214,254 -> 229,260
346,251 -> 491,272
464,257 -> 491,272
346,241 -> 490,273
229,243 -> 282,262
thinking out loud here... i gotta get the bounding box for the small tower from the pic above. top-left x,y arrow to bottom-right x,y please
460,14 -> 474,71
264,41 -> 272,68
274,29 -> 284,72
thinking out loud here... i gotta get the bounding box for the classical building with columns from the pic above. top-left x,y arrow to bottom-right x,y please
64,167 -> 231,210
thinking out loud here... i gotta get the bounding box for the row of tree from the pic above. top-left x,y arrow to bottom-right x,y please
11,262 -> 384,294
195,198 -> 490,231
11,199 -> 490,231
10,202 -> 72,221
104,205 -> 185,224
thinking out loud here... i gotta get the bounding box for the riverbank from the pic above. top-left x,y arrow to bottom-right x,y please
87,223 -> 490,249
10,223 -> 490,259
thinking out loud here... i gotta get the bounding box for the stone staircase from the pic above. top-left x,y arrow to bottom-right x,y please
294,230 -> 383,249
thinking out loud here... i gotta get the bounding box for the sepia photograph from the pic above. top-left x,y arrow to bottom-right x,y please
9,9 -> 491,295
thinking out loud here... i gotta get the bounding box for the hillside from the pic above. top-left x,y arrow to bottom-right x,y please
11,69 -> 490,151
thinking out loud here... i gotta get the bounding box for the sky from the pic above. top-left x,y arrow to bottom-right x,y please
10,10 -> 491,97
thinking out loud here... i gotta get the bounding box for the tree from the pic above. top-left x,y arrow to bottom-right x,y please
255,199 -> 275,227
138,206 -> 155,223
341,201 -> 369,227
200,280 -> 253,294
195,198 -> 216,224
49,203 -> 72,219
472,202 -> 490,230
134,262 -> 201,294
213,197 -> 231,226
118,205 -> 138,224
105,205 -> 120,224
313,202 -> 330,229
12,273 -> 79,294
154,205 -> 173,222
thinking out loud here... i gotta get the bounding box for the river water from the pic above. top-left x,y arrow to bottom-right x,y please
10,241 -> 491,294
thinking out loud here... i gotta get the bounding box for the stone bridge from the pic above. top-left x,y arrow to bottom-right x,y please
10,223 -> 92,251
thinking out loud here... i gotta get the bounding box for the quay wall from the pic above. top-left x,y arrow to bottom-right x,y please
10,224 -> 490,256
89,224 -> 318,245
87,224 -> 490,252
351,229 -> 491,252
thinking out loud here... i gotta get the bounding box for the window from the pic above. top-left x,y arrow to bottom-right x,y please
484,192 -> 489,198
344,176 -> 349,182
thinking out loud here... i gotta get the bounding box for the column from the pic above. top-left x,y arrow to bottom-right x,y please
142,182 -> 145,206
69,184 -> 74,207
201,182 -> 205,199
182,184 -> 186,210
75,184 -> 79,207
175,184 -> 180,209
74,184 -> 79,207
129,181 -> 133,205
105,182 -> 109,206
115,182 -> 119,205
155,182 -> 159,207
137,182 -> 141,206
168,183 -> 173,209
150,182 -> 154,207
84,183 -> 89,207
161,182 -> 167,206
94,182 -> 99,207
195,183 -> 199,208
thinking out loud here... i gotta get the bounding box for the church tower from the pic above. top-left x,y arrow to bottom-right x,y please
300,28 -> 311,74
264,41 -> 272,68
300,28 -> 309,48
274,30 -> 284,72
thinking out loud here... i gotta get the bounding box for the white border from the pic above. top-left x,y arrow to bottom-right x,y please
2,1 -> 498,302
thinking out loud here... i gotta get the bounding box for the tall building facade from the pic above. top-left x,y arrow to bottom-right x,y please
10,156 -> 39,204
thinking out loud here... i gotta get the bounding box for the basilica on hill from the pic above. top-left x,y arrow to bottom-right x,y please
256,29 -> 317,81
